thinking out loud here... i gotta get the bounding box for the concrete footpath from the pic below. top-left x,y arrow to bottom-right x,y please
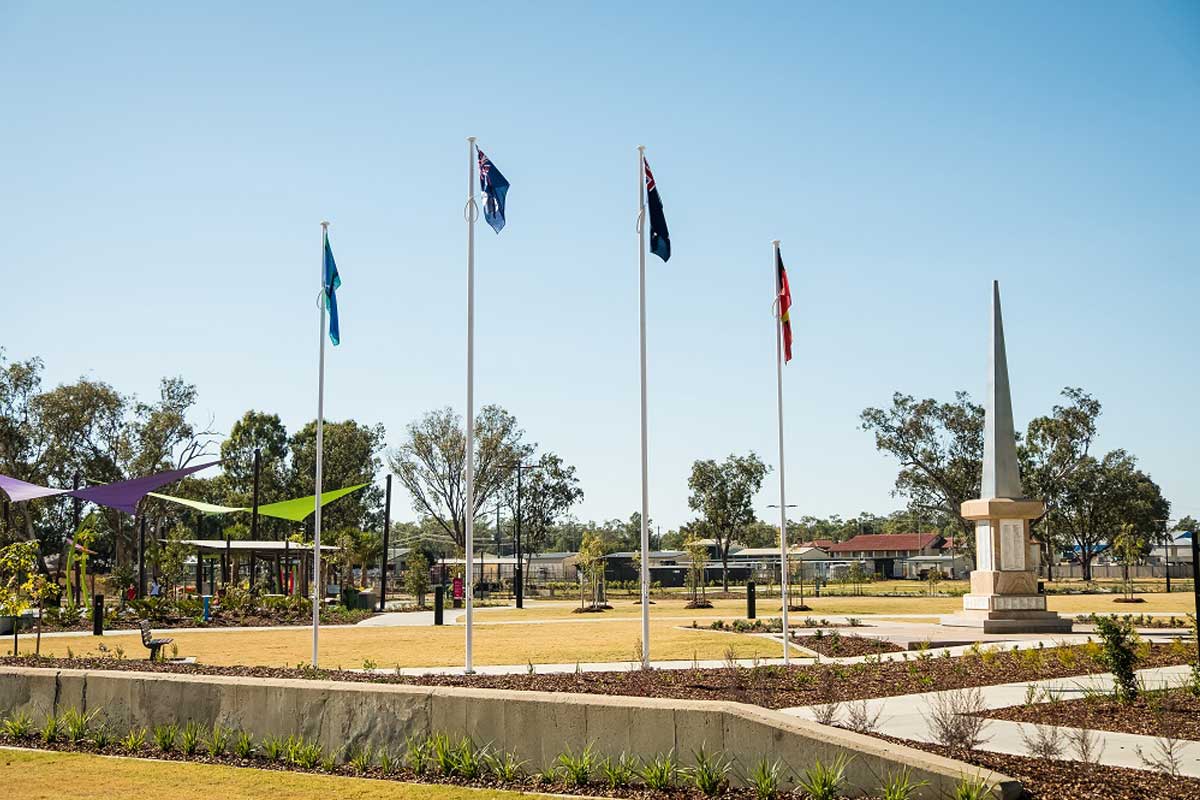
781,665 -> 1200,777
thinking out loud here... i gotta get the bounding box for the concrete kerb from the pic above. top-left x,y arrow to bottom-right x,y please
0,665 -> 1019,798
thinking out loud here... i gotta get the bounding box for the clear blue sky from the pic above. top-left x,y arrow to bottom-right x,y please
3,2 -> 1197,530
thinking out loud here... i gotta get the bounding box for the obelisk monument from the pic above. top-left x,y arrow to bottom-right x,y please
941,281 -> 1071,633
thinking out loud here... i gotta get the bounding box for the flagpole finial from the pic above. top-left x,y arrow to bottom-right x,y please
772,239 -> 781,246
637,145 -> 645,152
320,221 -> 329,230
467,136 -> 476,143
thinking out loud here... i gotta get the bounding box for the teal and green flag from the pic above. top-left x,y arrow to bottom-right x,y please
324,230 -> 342,345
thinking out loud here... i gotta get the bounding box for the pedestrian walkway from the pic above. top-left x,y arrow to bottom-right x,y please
780,665 -> 1200,776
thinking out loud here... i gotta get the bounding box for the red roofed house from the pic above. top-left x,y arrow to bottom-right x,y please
828,533 -> 946,579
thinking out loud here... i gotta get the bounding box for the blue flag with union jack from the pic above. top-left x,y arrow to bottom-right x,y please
478,147 -> 510,234
643,157 -> 670,262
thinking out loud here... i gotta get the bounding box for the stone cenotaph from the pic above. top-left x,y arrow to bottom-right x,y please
941,282 -> 1072,634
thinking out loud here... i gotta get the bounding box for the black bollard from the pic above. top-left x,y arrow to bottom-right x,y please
746,581 -> 756,619
434,585 -> 444,626
92,594 -> 104,636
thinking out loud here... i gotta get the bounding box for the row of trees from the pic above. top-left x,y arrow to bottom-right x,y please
861,387 -> 1174,579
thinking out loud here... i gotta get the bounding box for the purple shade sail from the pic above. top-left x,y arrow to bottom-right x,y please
69,460 -> 219,515
0,474 -> 70,503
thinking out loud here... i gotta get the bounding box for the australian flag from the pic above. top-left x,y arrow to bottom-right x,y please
477,147 -> 510,234
643,157 -> 670,262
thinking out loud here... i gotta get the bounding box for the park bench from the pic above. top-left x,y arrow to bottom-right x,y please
139,620 -> 173,661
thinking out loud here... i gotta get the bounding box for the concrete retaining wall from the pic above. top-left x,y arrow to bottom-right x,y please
0,665 -> 1018,798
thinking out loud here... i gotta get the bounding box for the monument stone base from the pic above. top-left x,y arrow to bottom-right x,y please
940,588 -> 1072,633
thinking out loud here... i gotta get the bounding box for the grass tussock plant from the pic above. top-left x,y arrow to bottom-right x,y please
483,749 -> 526,782
687,746 -> 732,796
405,733 -> 431,774
951,774 -> 992,800
39,712 -> 60,744
121,727 -> 146,753
796,754 -> 850,800
206,724 -> 230,757
555,743 -> 598,787
2,711 -> 34,739
878,767 -> 927,800
179,720 -> 204,756
232,730 -> 255,759
152,722 -> 178,753
349,745 -> 374,775
286,735 -> 324,769
61,707 -> 100,745
261,734 -> 285,762
92,723 -> 113,749
599,752 -> 638,789
640,750 -> 679,791
747,758 -> 782,800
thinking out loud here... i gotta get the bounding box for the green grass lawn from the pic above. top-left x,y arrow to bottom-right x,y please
4,749 -> 553,800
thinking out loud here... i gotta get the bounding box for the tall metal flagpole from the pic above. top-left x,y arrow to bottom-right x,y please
637,146 -> 650,668
312,220 -> 329,667
773,239 -> 790,665
464,136 -> 478,674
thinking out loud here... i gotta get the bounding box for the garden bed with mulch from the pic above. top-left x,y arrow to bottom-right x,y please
982,687 -> 1200,741
885,736 -> 1200,800
790,632 -> 905,658
3,641 -> 1192,710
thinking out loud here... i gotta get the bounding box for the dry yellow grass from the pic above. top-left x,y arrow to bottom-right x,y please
27,618 -> 778,668
3,749 -> 549,800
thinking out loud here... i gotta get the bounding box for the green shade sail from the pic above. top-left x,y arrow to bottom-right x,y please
255,484 -> 367,522
147,483 -> 368,522
147,494 -> 245,515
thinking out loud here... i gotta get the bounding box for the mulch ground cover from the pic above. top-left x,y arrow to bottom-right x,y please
882,736 -> 1200,800
3,641 -> 1191,710
982,686 -> 1200,740
790,633 -> 905,658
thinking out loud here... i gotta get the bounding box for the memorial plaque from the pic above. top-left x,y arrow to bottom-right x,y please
999,519 -> 1025,571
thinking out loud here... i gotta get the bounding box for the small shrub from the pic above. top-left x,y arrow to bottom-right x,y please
844,698 -> 882,734
1066,726 -> 1103,765
688,746 -> 732,796
796,754 -> 850,800
204,724 -> 229,756
555,743 -> 597,786
1019,724 -> 1064,760
1095,615 -> 1140,703
878,767 -> 927,800
748,757 -> 782,800
2,711 -> 34,739
599,752 -> 638,789
1137,735 -> 1185,777
923,687 -> 990,749
179,720 -> 204,756
640,750 -> 679,791
233,730 -> 255,758
121,727 -> 147,752
40,713 -> 60,744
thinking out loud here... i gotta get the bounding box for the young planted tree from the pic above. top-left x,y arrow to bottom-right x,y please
684,536 -> 710,608
687,452 -> 769,591
576,531 -> 608,611
404,550 -> 432,606
0,541 -> 52,655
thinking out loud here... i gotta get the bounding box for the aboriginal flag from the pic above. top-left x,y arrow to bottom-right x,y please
777,248 -> 792,362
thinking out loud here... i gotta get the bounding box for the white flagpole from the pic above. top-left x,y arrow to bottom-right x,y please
772,239 -> 789,665
637,146 -> 650,669
312,220 -> 329,668
464,136 -> 478,674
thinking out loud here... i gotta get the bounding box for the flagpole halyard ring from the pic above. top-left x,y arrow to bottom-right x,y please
464,197 -> 479,224
316,289 -> 326,310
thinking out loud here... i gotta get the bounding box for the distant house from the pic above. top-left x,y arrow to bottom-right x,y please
828,533 -> 945,579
